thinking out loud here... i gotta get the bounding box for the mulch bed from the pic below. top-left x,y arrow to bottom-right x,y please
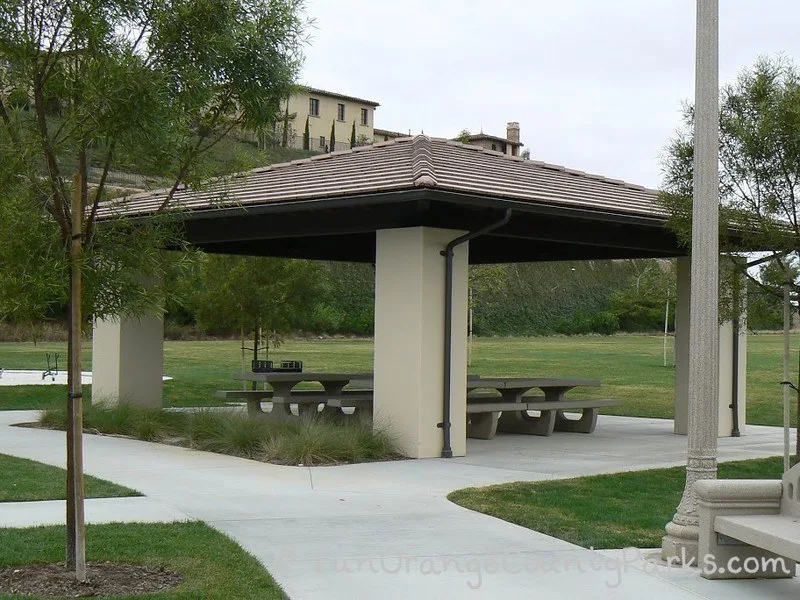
0,562 -> 182,598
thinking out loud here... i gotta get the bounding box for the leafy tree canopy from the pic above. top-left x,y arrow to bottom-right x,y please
191,254 -> 321,352
660,55 -> 800,297
0,0 -> 310,326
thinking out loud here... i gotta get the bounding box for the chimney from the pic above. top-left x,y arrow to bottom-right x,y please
506,121 -> 520,144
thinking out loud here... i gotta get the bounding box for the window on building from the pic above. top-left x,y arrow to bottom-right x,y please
309,98 -> 320,117
360,108 -> 368,126
491,143 -> 497,151
320,135 -> 326,149
337,103 -> 345,121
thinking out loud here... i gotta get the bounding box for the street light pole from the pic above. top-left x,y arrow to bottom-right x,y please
661,0 -> 720,564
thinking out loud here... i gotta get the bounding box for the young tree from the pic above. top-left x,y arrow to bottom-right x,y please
350,120 -> 356,148
303,115 -> 310,150
281,104 -> 290,147
329,118 -> 336,152
456,128 -> 471,144
0,0 -> 308,580
661,56 -> 800,462
192,255 -> 321,357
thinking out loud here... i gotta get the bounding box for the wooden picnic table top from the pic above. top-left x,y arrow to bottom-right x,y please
466,376 -> 600,391
234,372 -> 373,384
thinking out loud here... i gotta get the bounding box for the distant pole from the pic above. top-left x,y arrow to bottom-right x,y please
468,287 -> 474,367
783,283 -> 791,472
663,294 -> 670,368
662,0 -> 719,564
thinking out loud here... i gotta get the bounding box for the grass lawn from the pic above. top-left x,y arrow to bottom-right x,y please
0,333 -> 796,426
0,453 -> 139,502
0,521 -> 285,599
448,456 -> 784,550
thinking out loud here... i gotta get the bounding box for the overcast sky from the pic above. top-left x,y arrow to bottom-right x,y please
300,0 -> 800,189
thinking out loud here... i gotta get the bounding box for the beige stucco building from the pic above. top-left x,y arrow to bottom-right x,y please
279,87 -> 524,158
282,87 -> 379,152
457,122 -> 523,156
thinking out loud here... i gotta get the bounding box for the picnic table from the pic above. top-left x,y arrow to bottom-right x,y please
223,372 -> 374,419
466,376 -> 619,439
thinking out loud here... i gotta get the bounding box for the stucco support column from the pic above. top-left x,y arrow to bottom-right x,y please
674,257 -> 747,437
91,315 -> 164,408
717,294 -> 747,437
674,256 -> 691,435
662,0 -> 720,564
373,227 -> 469,459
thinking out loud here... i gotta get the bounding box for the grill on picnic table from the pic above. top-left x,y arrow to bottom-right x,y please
251,360 -> 303,373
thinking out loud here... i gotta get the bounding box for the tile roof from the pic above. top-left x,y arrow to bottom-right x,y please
302,86 -> 380,107
373,128 -> 408,138
461,133 -> 524,147
102,136 -> 663,220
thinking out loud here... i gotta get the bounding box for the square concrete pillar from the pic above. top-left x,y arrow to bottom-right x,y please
674,256 -> 747,436
373,227 -> 469,459
717,318 -> 747,436
674,257 -> 691,434
91,315 -> 164,407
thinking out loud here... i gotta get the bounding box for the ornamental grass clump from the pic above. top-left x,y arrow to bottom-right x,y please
259,417 -> 402,466
184,411 -> 274,459
40,403 -> 180,441
39,405 -> 403,465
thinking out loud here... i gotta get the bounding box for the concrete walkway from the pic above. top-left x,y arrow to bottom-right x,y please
0,497 -> 187,528
1,410 -> 797,599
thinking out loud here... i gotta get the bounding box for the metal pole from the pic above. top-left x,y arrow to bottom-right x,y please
663,295 -> 670,368
468,287 -> 474,368
783,283 -> 791,472
730,265 -> 741,437
440,210 -> 511,458
662,0 -> 719,564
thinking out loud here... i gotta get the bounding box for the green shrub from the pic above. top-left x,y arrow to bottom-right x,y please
554,311 -> 619,335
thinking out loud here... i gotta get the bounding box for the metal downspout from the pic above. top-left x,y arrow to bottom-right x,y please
439,209 -> 511,458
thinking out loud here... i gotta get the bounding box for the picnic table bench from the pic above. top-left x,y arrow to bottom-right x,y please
466,377 -> 620,439
223,372 -> 374,421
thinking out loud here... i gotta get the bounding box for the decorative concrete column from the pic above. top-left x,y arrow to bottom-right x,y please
91,315 -> 164,408
662,0 -> 720,564
373,227 -> 469,459
674,257 -> 747,437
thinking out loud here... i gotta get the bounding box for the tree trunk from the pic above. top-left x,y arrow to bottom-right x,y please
65,304 -> 75,568
68,174 -> 86,581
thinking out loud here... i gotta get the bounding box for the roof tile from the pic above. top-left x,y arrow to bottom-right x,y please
102,136 -> 663,220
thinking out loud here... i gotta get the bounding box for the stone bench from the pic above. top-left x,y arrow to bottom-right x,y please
696,462 -> 800,579
215,389 -> 373,421
466,393 -> 621,439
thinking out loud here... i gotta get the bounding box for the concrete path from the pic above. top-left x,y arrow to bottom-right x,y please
0,497 -> 188,528
1,410 -> 797,599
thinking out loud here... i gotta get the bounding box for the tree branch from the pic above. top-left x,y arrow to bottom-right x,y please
32,71 -> 71,238
85,142 -> 115,245
156,94 -> 239,213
